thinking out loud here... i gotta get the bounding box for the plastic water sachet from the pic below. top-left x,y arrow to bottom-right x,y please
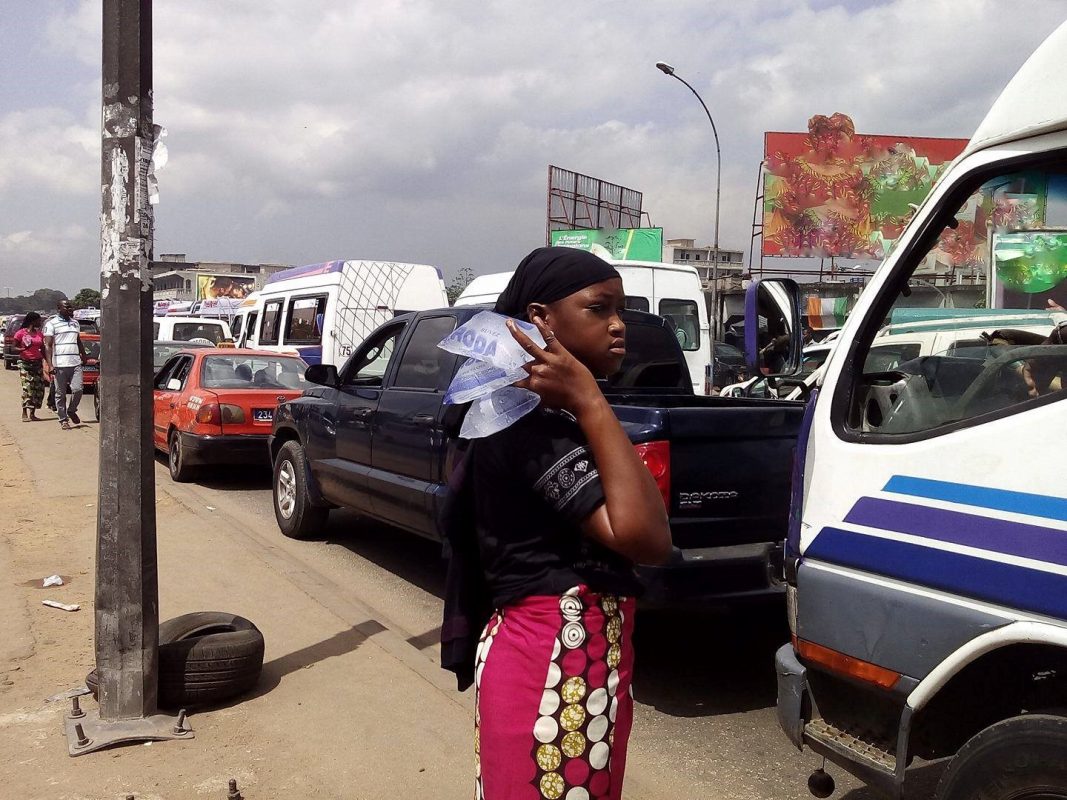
438,310 -> 545,372
444,358 -> 527,406
459,386 -> 541,439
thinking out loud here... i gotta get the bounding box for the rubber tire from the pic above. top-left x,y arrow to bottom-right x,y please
4,358 -> 15,371
93,390 -> 100,422
168,430 -> 195,483
935,713 -> 1067,800
273,440 -> 328,540
86,612 -> 265,709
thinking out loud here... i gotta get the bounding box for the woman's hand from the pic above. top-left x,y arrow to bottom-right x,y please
507,317 -> 602,416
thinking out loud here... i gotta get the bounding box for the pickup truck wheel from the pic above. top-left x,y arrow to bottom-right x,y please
273,440 -> 328,539
935,713 -> 1067,800
169,430 -> 195,483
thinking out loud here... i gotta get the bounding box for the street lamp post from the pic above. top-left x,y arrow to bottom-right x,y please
656,61 -> 721,384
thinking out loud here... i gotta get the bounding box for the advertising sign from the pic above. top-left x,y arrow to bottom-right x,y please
195,273 -> 256,300
550,227 -> 663,261
762,113 -> 968,259
994,231 -> 1067,310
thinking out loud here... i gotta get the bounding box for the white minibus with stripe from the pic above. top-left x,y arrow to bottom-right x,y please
762,21 -> 1067,800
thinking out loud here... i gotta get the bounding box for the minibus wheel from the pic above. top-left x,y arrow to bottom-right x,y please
273,440 -> 328,539
935,713 -> 1067,800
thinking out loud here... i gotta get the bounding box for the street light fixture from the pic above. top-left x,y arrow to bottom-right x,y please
655,60 -> 722,381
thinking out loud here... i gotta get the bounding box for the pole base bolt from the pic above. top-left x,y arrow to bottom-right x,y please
70,696 -> 85,719
227,778 -> 244,800
74,723 -> 91,748
173,708 -> 187,734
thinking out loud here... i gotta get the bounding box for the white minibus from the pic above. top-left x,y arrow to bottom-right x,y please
245,259 -> 447,366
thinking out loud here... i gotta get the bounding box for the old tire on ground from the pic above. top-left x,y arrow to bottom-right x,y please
86,612 -> 264,709
168,430 -> 195,483
935,713 -> 1067,800
273,440 -> 328,539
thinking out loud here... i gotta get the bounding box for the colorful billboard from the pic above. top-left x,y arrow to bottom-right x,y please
762,113 -> 968,259
195,273 -> 256,300
549,227 -> 663,261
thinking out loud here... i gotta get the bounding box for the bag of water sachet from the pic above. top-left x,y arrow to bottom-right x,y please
438,311 -> 545,437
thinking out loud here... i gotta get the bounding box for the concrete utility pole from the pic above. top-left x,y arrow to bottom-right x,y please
66,0 -> 191,754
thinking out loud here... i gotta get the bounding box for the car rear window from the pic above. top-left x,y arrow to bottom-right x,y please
602,317 -> 690,392
172,322 -> 227,344
200,355 -> 310,390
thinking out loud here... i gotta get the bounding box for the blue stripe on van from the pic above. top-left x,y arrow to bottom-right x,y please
295,346 -> 322,365
845,497 -> 1067,568
883,476 -> 1067,523
806,527 -> 1067,619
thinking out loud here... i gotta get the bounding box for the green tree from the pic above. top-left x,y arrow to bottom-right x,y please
446,267 -> 475,305
72,288 -> 102,308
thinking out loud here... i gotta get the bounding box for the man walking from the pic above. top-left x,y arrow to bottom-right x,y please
44,299 -> 86,430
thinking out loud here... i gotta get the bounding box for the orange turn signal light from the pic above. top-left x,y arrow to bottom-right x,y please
794,636 -> 901,690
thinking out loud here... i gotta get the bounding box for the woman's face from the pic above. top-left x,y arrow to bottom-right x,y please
531,277 -> 627,378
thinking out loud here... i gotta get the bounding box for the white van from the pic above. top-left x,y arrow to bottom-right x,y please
765,20 -> 1067,798
152,316 -> 232,344
229,293 -> 261,348
455,259 -> 711,393
245,259 -> 447,366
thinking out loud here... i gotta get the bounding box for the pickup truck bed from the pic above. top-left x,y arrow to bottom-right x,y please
270,307 -> 804,607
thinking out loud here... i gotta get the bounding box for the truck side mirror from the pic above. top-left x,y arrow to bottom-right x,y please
744,279 -> 803,377
305,363 -> 339,387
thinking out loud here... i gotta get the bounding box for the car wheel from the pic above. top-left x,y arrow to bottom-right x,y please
935,713 -> 1067,800
93,390 -> 100,422
168,430 -> 195,483
86,611 -> 264,709
273,440 -> 328,539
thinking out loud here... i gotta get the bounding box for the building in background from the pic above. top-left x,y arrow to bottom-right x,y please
663,238 -> 744,288
151,254 -> 290,302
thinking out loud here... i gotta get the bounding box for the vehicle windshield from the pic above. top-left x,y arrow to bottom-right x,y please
153,342 -> 210,369
200,355 -> 310,390
83,339 -> 101,360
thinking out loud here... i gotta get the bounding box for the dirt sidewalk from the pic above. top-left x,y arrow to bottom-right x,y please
0,375 -> 476,799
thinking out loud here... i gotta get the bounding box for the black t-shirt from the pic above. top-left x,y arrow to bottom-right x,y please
472,407 -> 641,608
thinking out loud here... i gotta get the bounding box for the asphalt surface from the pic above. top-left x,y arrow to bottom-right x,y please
173,460 -> 934,800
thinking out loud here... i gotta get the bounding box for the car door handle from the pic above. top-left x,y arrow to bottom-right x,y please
412,414 -> 435,427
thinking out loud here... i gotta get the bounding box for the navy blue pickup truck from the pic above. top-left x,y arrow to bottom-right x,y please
268,307 -> 804,606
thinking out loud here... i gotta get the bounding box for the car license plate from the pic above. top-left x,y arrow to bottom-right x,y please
252,408 -> 273,423
83,365 -> 99,373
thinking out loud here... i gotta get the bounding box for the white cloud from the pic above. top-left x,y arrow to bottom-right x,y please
6,0 -> 1067,290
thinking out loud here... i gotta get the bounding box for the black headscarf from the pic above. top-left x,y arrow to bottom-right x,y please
494,246 -> 620,320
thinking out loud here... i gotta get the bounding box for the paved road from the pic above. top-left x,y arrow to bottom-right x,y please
176,460 -> 896,799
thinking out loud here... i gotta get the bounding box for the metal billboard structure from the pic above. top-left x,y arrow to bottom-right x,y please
546,165 -> 645,244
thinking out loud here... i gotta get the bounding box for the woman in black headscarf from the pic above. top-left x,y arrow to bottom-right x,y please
458,247 -> 671,800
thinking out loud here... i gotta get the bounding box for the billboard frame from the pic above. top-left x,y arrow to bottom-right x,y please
546,165 -> 646,244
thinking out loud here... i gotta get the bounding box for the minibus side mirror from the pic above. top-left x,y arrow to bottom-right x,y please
305,363 -> 339,388
166,378 -> 182,391
744,279 -> 804,378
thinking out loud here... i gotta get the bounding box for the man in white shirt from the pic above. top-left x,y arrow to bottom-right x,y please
43,299 -> 86,429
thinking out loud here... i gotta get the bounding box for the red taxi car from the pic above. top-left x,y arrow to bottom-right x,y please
81,333 -> 101,395
153,348 -> 310,481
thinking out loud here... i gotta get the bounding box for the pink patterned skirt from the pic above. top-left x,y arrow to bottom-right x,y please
474,585 -> 636,800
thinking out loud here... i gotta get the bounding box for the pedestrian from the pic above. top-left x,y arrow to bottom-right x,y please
12,312 -> 46,421
43,300 -> 86,430
442,247 -> 672,800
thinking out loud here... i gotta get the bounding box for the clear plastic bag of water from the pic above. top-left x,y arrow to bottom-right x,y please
438,310 -> 545,372
444,358 -> 527,406
458,386 -> 541,439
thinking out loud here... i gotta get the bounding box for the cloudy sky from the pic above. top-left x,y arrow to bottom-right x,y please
1,0 -> 1065,295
